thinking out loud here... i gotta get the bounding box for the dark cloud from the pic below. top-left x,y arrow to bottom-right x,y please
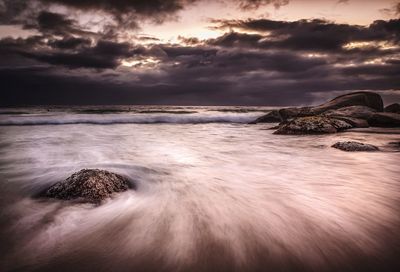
1,0 -> 291,28
38,11 -> 72,29
0,36 -> 135,69
1,53 -> 399,106
208,32 -> 263,48
40,0 -> 290,15
48,37 -> 92,49
235,0 -> 289,10
0,0 -> 31,25
160,45 -> 217,58
0,0 -> 195,34
211,18 -> 400,52
40,0 -> 192,17
37,0 -> 197,29
23,40 -> 133,69
137,36 -> 161,42
370,19 -> 400,36
33,11 -> 77,35
0,1 -> 399,106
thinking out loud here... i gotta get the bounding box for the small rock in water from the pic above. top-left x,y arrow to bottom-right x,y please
331,141 -> 379,152
41,169 -> 132,203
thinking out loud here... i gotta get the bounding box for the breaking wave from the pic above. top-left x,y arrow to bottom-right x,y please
0,112 -> 264,126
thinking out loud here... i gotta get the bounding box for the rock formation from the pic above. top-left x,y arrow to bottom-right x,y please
274,116 -> 352,135
384,103 -> 400,114
254,92 -> 384,124
251,91 -> 400,134
367,113 -> 400,127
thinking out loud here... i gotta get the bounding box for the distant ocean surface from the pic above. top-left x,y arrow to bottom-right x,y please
0,106 -> 400,272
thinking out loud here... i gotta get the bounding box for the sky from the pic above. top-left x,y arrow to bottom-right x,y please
0,0 -> 399,106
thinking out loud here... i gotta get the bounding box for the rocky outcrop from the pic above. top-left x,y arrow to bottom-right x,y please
311,92 -> 383,113
322,106 -> 376,128
273,116 -> 352,135
250,110 -> 281,123
327,116 -> 369,128
252,91 -> 400,134
278,107 -> 312,120
253,92 -> 384,123
322,105 -> 376,119
388,142 -> 400,150
384,103 -> 400,114
367,113 -> 400,127
332,141 -> 379,152
41,169 -> 132,203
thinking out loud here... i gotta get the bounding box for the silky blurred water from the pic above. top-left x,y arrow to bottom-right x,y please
0,107 -> 399,272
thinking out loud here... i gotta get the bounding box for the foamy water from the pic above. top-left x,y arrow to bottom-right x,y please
0,107 -> 399,272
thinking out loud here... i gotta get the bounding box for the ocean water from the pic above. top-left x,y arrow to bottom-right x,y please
0,106 -> 399,272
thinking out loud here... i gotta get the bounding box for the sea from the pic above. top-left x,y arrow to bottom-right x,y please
0,106 -> 399,272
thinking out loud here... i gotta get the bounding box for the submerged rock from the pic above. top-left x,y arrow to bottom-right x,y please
384,103 -> 400,114
332,141 -> 379,152
368,113 -> 400,127
273,116 -> 352,135
41,169 -> 131,203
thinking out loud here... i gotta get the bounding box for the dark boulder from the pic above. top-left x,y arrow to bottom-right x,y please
368,113 -> 400,127
250,110 -> 281,123
278,107 -> 313,120
384,103 -> 400,114
388,142 -> 400,150
322,106 -> 376,120
41,169 -> 132,203
332,141 -> 379,152
276,91 -> 383,120
312,92 -> 383,113
322,106 -> 377,128
273,116 -> 352,135
327,116 -> 369,128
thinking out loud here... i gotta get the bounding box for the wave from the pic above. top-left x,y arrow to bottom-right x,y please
76,109 -> 198,114
0,113 -> 262,126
